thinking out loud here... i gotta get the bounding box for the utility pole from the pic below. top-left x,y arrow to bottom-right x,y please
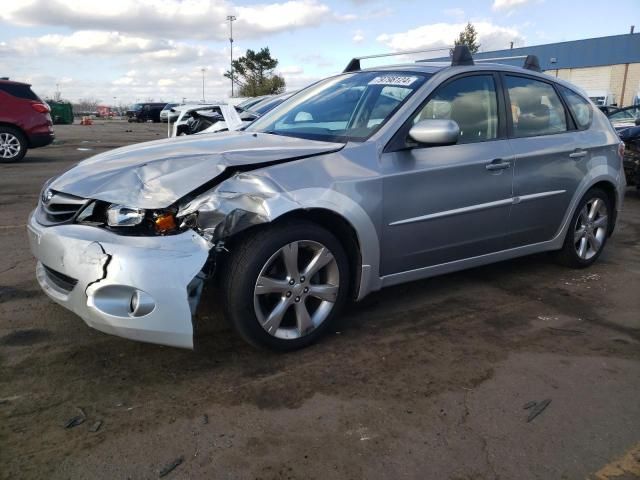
201,68 -> 206,102
227,15 -> 236,97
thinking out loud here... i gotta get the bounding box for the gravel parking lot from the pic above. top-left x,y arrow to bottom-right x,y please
1,121 -> 639,479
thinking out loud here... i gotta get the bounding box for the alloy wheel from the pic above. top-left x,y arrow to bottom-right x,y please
253,240 -> 340,340
574,197 -> 608,260
0,133 -> 21,159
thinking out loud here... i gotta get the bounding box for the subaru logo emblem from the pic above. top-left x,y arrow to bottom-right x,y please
42,189 -> 53,204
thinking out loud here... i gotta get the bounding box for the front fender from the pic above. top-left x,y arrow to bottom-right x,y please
178,174 -> 382,300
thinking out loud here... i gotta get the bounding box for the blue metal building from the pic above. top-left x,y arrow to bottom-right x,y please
427,33 -> 640,106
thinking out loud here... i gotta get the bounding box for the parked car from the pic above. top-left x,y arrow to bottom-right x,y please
126,102 -> 167,123
588,91 -> 617,108
160,103 -> 180,123
236,95 -> 270,111
28,47 -> 625,351
618,125 -> 640,191
606,105 -> 640,131
0,80 -> 54,162
174,92 -> 295,136
597,105 -> 619,116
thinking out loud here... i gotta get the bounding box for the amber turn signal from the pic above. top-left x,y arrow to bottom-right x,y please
154,213 -> 177,233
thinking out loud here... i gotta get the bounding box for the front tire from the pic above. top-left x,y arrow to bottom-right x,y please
0,126 -> 27,163
221,220 -> 350,351
554,188 -> 611,268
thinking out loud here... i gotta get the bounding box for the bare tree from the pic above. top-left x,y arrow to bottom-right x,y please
73,97 -> 101,114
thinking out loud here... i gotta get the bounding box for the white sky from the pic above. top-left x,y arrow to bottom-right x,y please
0,0 -> 638,104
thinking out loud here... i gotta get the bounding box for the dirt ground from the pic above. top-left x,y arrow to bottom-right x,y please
1,121 -> 639,480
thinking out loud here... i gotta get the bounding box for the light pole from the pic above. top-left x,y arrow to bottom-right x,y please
201,68 -> 206,102
227,15 -> 236,97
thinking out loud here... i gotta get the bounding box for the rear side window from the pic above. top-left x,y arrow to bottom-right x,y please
0,83 -> 40,101
505,76 -> 567,137
560,86 -> 592,129
412,75 -> 499,144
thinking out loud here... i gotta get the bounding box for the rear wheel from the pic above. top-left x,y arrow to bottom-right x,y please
554,188 -> 610,268
222,221 -> 349,351
0,126 -> 27,163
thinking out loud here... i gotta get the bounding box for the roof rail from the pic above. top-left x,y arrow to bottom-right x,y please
343,46 -> 453,72
451,45 -> 474,66
474,55 -> 527,62
523,54 -> 541,72
343,45 -> 543,73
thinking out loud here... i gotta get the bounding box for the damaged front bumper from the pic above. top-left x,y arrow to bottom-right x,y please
27,211 -> 210,349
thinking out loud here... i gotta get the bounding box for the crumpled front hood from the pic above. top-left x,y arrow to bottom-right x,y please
50,131 -> 344,209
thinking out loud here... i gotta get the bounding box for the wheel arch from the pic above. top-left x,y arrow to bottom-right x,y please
555,168 -> 622,247
210,186 -> 382,301
0,122 -> 26,139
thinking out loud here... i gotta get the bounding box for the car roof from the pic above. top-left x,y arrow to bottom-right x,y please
0,79 -> 31,87
356,61 -> 589,98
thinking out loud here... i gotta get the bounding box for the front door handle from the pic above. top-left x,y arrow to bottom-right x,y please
569,149 -> 588,159
485,159 -> 511,171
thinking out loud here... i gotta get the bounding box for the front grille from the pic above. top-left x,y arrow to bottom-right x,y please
42,265 -> 78,293
36,190 -> 88,226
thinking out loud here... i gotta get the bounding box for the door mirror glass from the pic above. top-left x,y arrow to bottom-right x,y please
408,119 -> 460,145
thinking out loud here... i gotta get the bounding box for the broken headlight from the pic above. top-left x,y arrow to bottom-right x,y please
106,204 -> 146,227
78,202 -> 180,235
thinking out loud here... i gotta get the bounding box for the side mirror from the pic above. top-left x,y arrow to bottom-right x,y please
408,119 -> 459,146
635,117 -> 640,126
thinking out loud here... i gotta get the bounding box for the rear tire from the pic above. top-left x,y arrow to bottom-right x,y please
221,220 -> 350,351
553,187 -> 611,268
0,126 -> 27,163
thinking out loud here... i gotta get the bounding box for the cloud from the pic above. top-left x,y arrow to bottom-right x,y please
492,0 -> 534,10
353,30 -> 365,43
36,31 -> 167,55
0,0 -> 355,41
377,22 -> 525,54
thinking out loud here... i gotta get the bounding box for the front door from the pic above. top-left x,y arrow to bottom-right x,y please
380,73 -> 514,276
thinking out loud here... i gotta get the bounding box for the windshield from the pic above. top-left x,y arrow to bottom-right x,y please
162,103 -> 178,111
246,71 -> 429,142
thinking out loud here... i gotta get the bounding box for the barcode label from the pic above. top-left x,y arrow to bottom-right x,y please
368,75 -> 418,87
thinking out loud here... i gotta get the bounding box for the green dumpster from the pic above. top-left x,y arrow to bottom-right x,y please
48,101 -> 74,125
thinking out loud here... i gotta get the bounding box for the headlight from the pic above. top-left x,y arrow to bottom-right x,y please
106,204 -> 146,227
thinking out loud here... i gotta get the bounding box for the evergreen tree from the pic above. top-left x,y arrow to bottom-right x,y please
224,47 -> 286,97
453,22 -> 481,54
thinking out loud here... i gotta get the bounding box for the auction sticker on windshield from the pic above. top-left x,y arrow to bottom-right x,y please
368,75 -> 418,87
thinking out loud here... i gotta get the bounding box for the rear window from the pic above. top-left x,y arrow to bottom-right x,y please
0,83 -> 40,101
559,86 -> 592,130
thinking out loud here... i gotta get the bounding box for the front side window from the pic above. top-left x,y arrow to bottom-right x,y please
411,74 -> 499,144
560,86 -> 592,129
505,76 -> 567,137
246,71 -> 429,142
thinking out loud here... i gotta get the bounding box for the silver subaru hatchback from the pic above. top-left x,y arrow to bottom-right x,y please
28,48 -> 626,351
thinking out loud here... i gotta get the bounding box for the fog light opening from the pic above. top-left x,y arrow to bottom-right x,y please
129,290 -> 155,317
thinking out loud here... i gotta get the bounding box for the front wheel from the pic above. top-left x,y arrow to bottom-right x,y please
554,188 -> 611,268
221,221 -> 350,351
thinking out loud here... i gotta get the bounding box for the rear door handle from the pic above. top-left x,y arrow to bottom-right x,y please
569,149 -> 588,159
485,159 -> 511,171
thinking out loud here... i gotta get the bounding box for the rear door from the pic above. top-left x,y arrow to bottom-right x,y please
503,74 -> 585,247
380,73 -> 514,275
